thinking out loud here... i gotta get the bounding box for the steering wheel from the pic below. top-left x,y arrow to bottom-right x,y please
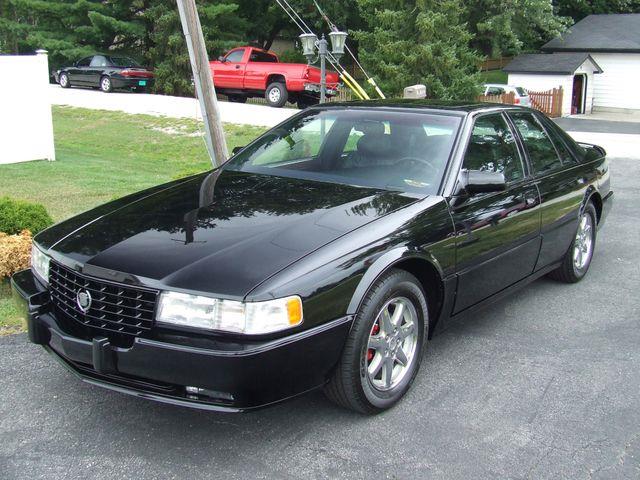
395,156 -> 438,174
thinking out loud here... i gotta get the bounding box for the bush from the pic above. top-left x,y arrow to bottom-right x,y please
0,197 -> 53,235
0,230 -> 32,279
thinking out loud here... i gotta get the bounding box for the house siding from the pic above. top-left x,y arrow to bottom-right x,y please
590,53 -> 640,111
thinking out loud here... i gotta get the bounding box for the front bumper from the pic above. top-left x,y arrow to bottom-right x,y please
11,269 -> 351,412
111,77 -> 155,90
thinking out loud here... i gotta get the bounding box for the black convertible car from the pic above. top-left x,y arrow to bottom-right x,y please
54,54 -> 154,93
12,101 -> 612,414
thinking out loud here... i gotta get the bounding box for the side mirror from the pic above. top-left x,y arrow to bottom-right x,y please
232,146 -> 245,155
460,169 -> 506,195
218,56 -> 227,63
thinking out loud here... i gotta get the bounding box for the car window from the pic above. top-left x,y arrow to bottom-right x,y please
249,51 -> 278,63
76,57 -> 92,67
509,112 -> 562,174
486,86 -> 505,96
515,87 -> 527,96
224,110 -> 462,195
109,56 -> 140,67
225,49 -> 245,63
463,114 -> 524,183
536,116 -> 577,165
90,55 -> 108,67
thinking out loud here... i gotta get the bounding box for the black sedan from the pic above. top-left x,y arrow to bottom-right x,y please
12,101 -> 612,414
54,54 -> 154,93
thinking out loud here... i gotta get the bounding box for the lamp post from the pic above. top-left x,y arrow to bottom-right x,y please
299,30 -> 348,104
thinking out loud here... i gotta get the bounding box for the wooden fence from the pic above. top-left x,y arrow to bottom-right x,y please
479,57 -> 513,71
528,87 -> 563,117
477,87 -> 564,117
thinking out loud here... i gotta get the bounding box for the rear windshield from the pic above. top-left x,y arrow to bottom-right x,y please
224,109 -> 462,195
515,87 -> 528,96
109,56 -> 141,67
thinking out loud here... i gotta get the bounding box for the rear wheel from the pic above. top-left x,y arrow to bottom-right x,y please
100,76 -> 113,93
324,269 -> 427,414
265,82 -> 288,108
549,202 -> 597,283
59,72 -> 70,88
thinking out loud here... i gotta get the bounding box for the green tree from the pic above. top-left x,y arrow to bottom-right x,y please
466,0 -> 570,56
355,0 -> 483,99
556,0 -> 640,22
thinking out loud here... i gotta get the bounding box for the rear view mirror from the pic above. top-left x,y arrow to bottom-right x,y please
218,56 -> 227,63
461,170 -> 506,195
232,146 -> 245,155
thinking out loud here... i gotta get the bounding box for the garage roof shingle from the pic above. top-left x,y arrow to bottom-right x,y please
542,14 -> 640,53
503,53 -> 603,75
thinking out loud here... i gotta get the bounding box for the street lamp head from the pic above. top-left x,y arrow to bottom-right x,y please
299,33 -> 318,63
328,31 -> 348,61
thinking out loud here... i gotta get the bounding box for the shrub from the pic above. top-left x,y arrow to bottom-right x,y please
0,230 -> 32,279
0,197 -> 53,235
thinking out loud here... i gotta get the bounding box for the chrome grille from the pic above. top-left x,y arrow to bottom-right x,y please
48,262 -> 158,337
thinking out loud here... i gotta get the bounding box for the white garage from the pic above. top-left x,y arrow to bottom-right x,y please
504,53 -> 602,116
541,14 -> 640,113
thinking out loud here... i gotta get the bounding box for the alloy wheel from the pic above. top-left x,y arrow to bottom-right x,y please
365,297 -> 419,391
101,77 -> 111,92
573,212 -> 594,270
268,88 -> 281,103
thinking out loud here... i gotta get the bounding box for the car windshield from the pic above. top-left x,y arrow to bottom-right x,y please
109,56 -> 141,67
223,109 -> 461,195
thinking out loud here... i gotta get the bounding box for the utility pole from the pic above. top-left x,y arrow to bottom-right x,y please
176,0 -> 228,167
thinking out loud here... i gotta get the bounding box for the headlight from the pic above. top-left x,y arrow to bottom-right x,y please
156,292 -> 303,335
31,244 -> 50,284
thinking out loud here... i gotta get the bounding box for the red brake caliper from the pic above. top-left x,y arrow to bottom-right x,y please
367,322 -> 380,362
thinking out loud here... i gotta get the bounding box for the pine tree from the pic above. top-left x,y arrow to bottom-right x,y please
355,0 -> 483,99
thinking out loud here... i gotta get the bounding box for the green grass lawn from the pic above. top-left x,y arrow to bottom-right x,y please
0,106 -> 266,334
478,70 -> 508,85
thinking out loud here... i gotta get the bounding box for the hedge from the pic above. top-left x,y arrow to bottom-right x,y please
0,197 -> 53,235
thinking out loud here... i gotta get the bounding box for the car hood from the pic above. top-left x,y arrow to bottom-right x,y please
39,170 -> 417,297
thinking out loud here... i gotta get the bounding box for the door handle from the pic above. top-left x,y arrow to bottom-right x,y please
517,192 -> 538,207
235,65 -> 241,70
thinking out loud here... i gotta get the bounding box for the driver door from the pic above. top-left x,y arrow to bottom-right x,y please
450,112 -> 541,313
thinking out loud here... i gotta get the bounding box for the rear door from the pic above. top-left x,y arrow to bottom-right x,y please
508,111 -> 592,271
451,112 -> 541,313
213,48 -> 247,89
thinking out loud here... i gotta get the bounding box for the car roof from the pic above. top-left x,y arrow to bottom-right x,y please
315,99 -> 528,114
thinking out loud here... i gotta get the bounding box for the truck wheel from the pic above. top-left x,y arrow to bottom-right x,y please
228,95 -> 247,104
265,82 -> 288,108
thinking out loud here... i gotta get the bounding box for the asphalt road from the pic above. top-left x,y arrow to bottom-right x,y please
1,156 -> 638,480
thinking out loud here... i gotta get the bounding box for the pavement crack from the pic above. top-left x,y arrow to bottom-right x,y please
527,375 -> 555,424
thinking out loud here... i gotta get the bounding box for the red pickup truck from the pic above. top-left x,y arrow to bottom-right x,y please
209,46 -> 340,108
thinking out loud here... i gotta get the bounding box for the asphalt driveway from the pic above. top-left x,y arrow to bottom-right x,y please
1,156 -> 638,480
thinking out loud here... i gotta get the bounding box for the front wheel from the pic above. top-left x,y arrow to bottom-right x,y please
59,72 -> 70,88
100,76 -> 113,93
549,202 -> 597,283
324,269 -> 427,414
265,82 -> 288,108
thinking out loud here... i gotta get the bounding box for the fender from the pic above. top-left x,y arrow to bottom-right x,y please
346,247 -> 445,315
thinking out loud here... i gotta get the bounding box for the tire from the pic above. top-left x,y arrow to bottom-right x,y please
265,82 -> 288,108
549,202 -> 597,283
228,95 -> 247,104
59,72 -> 70,89
100,76 -> 113,93
324,269 -> 428,414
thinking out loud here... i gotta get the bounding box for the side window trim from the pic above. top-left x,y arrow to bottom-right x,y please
460,111 -> 526,187
501,111 -> 533,179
